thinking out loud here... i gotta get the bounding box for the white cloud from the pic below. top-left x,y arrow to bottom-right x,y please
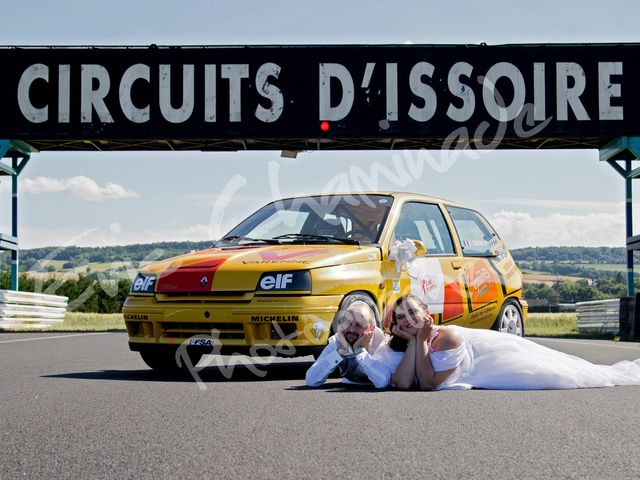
19,176 -> 139,202
489,211 -> 626,249
475,197 -> 624,211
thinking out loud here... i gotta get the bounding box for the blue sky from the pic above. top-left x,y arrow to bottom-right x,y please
0,0 -> 637,249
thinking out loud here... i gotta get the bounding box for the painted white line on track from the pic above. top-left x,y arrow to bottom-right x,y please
535,337 -> 640,350
0,332 -> 109,344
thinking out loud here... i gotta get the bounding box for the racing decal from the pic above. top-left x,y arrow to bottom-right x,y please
407,258 -> 444,314
467,301 -> 498,325
250,315 -> 299,322
488,256 -> 523,296
156,258 -> 227,292
443,279 -> 464,320
242,248 -> 327,264
312,319 -> 326,341
131,273 -> 156,293
487,236 -> 509,263
259,249 -> 325,261
487,258 -> 508,296
465,259 -> 499,306
256,271 -> 311,291
189,337 -> 214,347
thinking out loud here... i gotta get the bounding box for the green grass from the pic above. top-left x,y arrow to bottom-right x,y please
526,312 -> 617,339
526,312 -> 578,337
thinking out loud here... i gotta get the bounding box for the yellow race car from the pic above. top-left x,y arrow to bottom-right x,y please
124,192 -> 526,372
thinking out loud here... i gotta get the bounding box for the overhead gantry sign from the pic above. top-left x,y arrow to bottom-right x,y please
0,43 -> 635,151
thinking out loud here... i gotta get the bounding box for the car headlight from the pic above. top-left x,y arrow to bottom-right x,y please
131,273 -> 156,294
256,271 -> 311,292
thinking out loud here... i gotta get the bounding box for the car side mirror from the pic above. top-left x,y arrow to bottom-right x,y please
411,239 -> 428,257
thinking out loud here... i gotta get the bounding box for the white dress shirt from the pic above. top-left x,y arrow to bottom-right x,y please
305,327 -> 396,389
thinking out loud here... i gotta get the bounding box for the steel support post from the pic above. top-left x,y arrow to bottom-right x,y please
11,157 -> 18,290
0,140 -> 34,291
625,160 -> 634,296
600,136 -> 640,297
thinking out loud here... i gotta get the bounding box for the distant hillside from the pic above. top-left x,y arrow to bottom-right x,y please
0,241 -> 213,272
512,247 -> 632,280
511,246 -> 626,264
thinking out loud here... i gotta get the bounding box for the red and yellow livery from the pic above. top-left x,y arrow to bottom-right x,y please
123,192 -> 527,372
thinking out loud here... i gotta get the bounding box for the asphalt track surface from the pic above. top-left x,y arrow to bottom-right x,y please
2,332 -> 640,479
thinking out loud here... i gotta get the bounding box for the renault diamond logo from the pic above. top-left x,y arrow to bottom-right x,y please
200,276 -> 209,287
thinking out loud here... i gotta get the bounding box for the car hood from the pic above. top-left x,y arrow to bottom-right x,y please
142,244 -> 381,293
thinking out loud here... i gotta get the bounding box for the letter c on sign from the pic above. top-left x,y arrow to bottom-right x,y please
18,64 -> 49,123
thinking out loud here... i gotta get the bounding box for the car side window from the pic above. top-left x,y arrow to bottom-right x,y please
394,202 -> 455,255
447,206 -> 497,256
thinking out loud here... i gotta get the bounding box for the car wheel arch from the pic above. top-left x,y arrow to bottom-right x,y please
331,290 -> 381,333
492,297 -> 525,337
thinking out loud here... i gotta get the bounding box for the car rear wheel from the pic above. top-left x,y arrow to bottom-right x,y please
492,299 -> 524,337
139,349 -> 203,375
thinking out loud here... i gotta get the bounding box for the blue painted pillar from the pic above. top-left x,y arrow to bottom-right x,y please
626,160 -> 634,297
11,157 -> 18,290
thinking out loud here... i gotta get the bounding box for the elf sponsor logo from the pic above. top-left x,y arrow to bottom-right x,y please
256,271 -> 311,291
132,274 -> 156,293
260,273 -> 293,290
251,315 -> 299,322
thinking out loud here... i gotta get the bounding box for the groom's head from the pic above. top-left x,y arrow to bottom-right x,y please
338,302 -> 376,345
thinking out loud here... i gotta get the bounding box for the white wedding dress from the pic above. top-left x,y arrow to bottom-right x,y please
426,326 -> 640,390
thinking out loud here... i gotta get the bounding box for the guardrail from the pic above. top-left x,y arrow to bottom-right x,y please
0,290 -> 68,329
576,299 -> 620,333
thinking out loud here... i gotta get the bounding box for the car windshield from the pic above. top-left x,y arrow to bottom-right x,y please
217,194 -> 393,246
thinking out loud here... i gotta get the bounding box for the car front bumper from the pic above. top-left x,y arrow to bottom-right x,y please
123,293 -> 343,356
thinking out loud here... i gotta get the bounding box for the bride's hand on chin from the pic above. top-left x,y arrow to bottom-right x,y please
392,324 -> 416,341
416,315 -> 434,344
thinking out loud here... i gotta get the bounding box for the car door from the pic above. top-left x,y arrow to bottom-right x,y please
445,206 -> 505,328
387,201 -> 464,325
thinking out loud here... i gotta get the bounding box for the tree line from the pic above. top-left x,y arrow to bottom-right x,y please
0,241 -> 213,272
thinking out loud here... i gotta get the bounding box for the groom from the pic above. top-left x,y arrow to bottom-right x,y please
305,301 -> 394,389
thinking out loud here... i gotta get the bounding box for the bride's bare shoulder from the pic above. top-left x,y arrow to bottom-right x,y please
432,327 -> 463,351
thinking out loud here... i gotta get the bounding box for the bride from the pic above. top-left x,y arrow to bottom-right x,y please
388,295 -> 640,390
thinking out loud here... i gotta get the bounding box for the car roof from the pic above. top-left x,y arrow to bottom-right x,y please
274,191 -> 467,208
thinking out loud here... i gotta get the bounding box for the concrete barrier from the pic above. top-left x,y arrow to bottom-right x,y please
0,290 -> 68,329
